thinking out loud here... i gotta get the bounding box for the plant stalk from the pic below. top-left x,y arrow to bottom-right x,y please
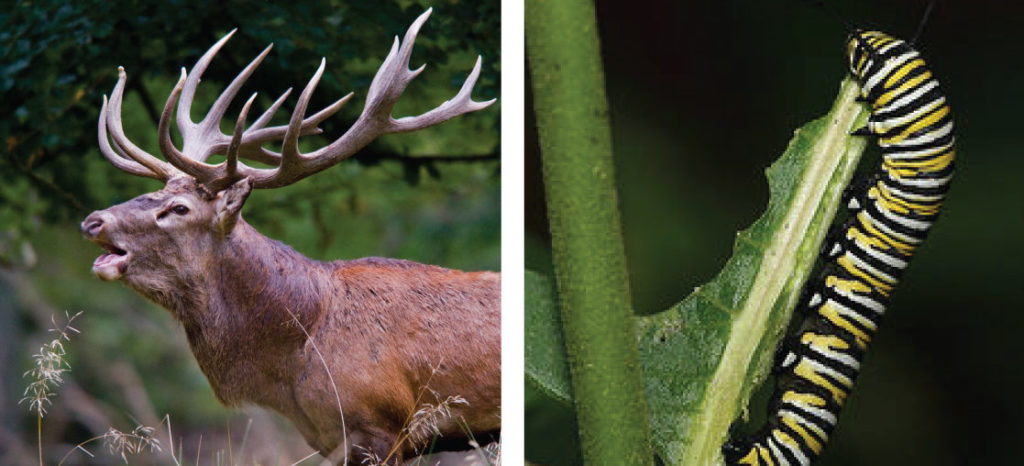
526,0 -> 653,463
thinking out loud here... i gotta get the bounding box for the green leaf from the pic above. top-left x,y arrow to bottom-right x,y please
524,77 -> 870,465
524,269 -> 572,403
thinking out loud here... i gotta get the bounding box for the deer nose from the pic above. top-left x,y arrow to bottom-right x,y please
81,212 -> 108,237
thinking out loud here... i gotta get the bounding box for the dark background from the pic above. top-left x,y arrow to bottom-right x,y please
526,1 -> 1024,464
0,0 -> 498,464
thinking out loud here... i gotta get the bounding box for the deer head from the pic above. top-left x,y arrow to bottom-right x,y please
83,8 -> 493,289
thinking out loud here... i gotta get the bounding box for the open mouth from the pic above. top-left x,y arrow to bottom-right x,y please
92,241 -> 129,281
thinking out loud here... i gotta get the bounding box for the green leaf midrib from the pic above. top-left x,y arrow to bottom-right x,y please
672,78 -> 870,465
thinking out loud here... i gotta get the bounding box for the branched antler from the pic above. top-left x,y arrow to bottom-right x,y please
98,8 -> 495,192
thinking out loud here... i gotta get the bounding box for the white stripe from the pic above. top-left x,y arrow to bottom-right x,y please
879,183 -> 945,203
882,139 -> 954,161
771,430 -> 811,466
783,398 -> 838,427
825,297 -> 879,333
806,338 -> 862,371
828,281 -> 887,314
845,249 -> 898,284
885,171 -> 953,189
779,408 -> 828,445
805,357 -> 853,389
767,436 -> 792,466
871,96 -> 946,133
873,200 -> 935,231
862,49 -> 918,97
860,211 -> 924,245
848,234 -> 909,269
882,121 -> 954,150
877,79 -> 939,116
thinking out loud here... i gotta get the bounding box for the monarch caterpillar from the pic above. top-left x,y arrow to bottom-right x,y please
721,29 -> 955,466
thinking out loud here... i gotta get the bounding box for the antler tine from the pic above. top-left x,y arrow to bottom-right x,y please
249,87 -> 292,132
175,29 -> 272,162
199,43 -> 273,142
169,31 -> 349,168
361,8 -> 433,119
389,55 -> 495,132
97,95 -> 166,180
175,29 -> 236,151
159,68 -> 223,184
104,67 -> 175,179
236,90 -> 353,165
216,92 -> 258,191
237,8 -> 494,189
281,58 -> 327,168
235,87 -> 352,157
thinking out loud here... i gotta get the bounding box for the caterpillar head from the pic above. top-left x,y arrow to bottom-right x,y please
846,30 -> 886,79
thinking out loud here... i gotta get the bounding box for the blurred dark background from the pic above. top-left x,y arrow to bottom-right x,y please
526,0 -> 1023,464
0,0 -> 498,464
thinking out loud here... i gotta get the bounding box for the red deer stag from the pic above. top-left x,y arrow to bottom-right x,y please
80,10 -> 499,464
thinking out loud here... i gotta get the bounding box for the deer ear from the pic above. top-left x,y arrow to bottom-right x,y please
213,178 -> 253,235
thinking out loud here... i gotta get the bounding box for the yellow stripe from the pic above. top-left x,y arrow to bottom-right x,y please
857,213 -> 915,256
818,301 -> 872,349
782,390 -> 828,409
871,185 -> 912,216
737,447 -> 761,465
836,254 -> 896,290
801,332 -> 852,353
873,184 -> 943,217
875,69 -> 931,108
884,58 -> 925,89
884,149 -> 955,172
758,444 -> 774,466
826,275 -> 874,296
782,416 -> 824,454
882,104 -> 949,144
846,224 -> 893,253
794,359 -> 850,404
773,429 -> 803,453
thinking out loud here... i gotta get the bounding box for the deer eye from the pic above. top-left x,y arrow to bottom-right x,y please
171,205 -> 190,215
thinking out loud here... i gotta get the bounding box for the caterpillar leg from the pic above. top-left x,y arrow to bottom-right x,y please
841,174 -> 877,212
850,125 -> 873,136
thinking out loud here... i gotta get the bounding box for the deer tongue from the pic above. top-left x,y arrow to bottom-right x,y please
92,252 -> 127,281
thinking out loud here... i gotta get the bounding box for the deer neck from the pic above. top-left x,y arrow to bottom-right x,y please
174,218 -> 327,403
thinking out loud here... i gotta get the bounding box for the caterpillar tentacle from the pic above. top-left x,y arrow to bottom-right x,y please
723,29 -> 955,466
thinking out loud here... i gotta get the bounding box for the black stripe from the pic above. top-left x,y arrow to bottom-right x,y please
871,82 -> 944,120
866,54 -> 927,102
872,104 -> 951,140
792,335 -> 861,380
767,429 -> 805,466
820,278 -> 888,326
842,237 -> 906,280
860,200 -> 931,240
880,127 -> 954,153
778,395 -> 840,437
774,420 -> 820,464
878,172 -> 951,197
883,157 -> 955,181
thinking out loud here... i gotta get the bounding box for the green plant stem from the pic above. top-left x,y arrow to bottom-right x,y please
526,0 -> 652,464
37,415 -> 42,466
